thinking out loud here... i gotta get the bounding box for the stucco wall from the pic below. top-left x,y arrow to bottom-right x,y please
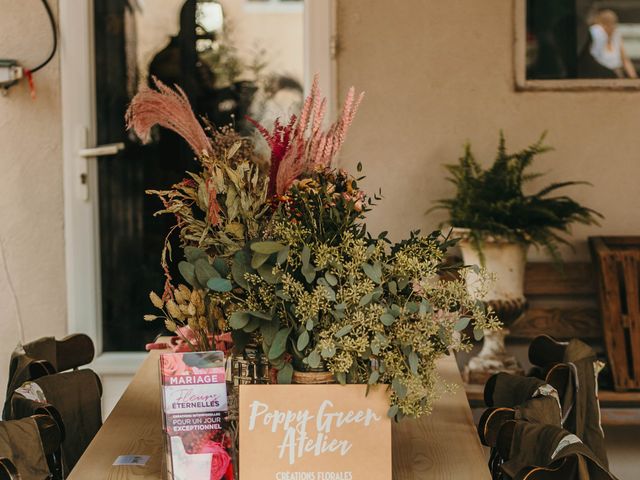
0,0 -> 66,403
336,0 -> 640,262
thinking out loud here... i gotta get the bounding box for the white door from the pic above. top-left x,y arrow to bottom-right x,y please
59,0 -> 335,416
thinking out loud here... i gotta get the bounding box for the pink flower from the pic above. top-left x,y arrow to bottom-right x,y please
200,441 -> 231,480
161,354 -> 190,377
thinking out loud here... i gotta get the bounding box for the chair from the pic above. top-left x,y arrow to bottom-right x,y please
3,334 -> 94,421
0,414 -> 62,480
10,370 -> 102,475
528,335 -> 608,467
497,420 -> 617,480
0,458 -> 19,480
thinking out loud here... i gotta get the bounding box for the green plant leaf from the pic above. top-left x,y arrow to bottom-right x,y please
321,345 -> 336,358
324,272 -> 338,286
276,246 -> 290,265
307,351 -> 321,368
207,277 -> 232,292
251,252 -> 271,269
277,363 -> 293,384
260,321 -> 278,345
408,351 -> 419,375
388,280 -> 397,294
268,327 -> 292,360
251,241 -> 286,255
380,313 -> 396,326
406,302 -> 419,314
184,246 -> 208,263
387,405 -> 399,418
359,292 -> 373,306
334,325 -> 353,338
297,330 -> 310,351
368,370 -> 380,384
473,328 -> 484,341
362,263 -> 381,284
392,377 -> 407,399
231,251 -> 250,289
419,299 -> 433,315
213,257 -> 229,277
336,372 -> 346,385
454,316 -> 471,331
195,258 -> 220,285
258,263 -> 280,284
229,311 -> 250,329
178,261 -> 199,288
244,318 -> 261,333
306,318 -> 314,330
247,310 -> 272,321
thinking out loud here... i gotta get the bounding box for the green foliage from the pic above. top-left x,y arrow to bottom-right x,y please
225,168 -> 499,420
431,132 -> 602,261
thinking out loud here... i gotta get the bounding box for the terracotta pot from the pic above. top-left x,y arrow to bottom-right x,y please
292,370 -> 336,384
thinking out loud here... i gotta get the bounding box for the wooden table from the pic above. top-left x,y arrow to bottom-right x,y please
69,350 -> 490,479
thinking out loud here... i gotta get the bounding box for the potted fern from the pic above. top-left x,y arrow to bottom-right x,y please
431,132 -> 602,382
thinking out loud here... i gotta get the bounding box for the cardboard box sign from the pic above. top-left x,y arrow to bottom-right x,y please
239,385 -> 392,480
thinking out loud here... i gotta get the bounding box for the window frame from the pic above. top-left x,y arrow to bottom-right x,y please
513,0 -> 640,91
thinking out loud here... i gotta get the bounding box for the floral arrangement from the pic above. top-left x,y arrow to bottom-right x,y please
130,76 -> 499,420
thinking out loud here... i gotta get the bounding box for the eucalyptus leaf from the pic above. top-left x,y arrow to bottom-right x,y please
359,292 -> 373,306
276,246 -> 290,265
229,311 -> 250,329
380,313 -> 396,326
268,327 -> 292,360
305,318 -> 314,331
232,251 -> 250,289
454,316 -> 471,331
388,280 -> 397,295
406,302 -> 419,314
362,263 -> 381,284
260,321 -> 278,345
184,246 -> 208,263
473,328 -> 485,341
195,258 -> 220,285
334,325 -> 353,338
251,241 -> 286,255
324,272 -> 338,286
277,363 -> 293,384
321,346 -> 336,358
258,263 -> 280,284
207,277 -> 232,292
251,252 -> 271,269
408,351 -> 419,375
387,405 -> 399,418
247,310 -> 272,320
213,257 -> 229,276
335,372 -> 346,385
297,330 -> 310,351
244,318 -> 261,333
178,261 -> 199,288
368,370 -> 380,384
307,351 -> 321,368
392,377 -> 407,399
231,330 -> 250,352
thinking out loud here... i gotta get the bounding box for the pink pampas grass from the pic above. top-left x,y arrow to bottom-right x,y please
125,77 -> 213,157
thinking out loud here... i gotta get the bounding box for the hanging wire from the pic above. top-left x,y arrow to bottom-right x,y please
29,0 -> 58,74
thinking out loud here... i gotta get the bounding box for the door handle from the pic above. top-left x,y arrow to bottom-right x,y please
78,142 -> 125,158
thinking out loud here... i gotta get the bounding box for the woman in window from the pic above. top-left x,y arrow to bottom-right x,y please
589,9 -> 638,78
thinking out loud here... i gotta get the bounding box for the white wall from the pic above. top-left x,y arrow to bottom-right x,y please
0,0 -> 66,407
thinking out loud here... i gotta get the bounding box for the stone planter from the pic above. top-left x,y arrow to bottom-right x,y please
454,229 -> 527,384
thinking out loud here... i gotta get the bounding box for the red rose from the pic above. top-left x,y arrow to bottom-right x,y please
200,440 -> 231,480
